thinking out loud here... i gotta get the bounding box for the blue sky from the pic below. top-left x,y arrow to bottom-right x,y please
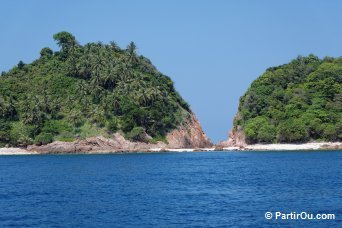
1,0 -> 341,142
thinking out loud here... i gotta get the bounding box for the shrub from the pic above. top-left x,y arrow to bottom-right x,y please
277,119 -> 309,143
34,133 -> 53,145
54,131 -> 75,142
0,120 -> 11,143
244,116 -> 275,143
10,121 -> 35,146
126,127 -> 146,142
42,120 -> 73,135
257,124 -> 276,143
148,135 -> 168,144
78,122 -> 109,139
107,118 -> 118,133
323,124 -> 337,141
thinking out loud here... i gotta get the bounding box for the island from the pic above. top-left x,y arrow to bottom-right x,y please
219,55 -> 342,151
0,32 -> 212,154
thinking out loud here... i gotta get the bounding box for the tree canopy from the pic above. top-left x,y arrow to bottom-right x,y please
0,31 -> 191,146
235,55 -> 342,143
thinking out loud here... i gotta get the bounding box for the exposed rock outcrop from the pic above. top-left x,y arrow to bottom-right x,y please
216,125 -> 246,149
227,126 -> 247,147
166,113 -> 212,149
26,134 -> 166,154
24,113 -> 212,154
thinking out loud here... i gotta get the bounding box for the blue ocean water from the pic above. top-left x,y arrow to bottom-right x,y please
0,151 -> 341,227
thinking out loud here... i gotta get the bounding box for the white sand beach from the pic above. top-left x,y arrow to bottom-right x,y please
223,142 -> 342,151
166,148 -> 195,152
0,148 -> 38,155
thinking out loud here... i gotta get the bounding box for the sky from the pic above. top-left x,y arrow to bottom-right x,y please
1,0 -> 341,142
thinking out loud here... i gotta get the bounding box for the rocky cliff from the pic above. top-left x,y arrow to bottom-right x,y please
215,111 -> 247,148
166,113 -> 212,149
226,126 -> 247,147
216,126 -> 246,149
25,113 -> 212,154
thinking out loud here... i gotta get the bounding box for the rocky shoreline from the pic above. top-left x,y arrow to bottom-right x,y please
216,125 -> 342,151
1,114 -> 341,155
0,113 -> 213,155
1,142 -> 341,156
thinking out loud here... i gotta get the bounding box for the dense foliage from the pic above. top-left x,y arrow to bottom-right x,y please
0,31 -> 191,146
235,55 -> 341,143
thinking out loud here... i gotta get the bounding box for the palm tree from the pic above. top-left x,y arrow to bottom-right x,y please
109,41 -> 120,52
0,96 -> 7,119
77,47 -> 92,79
126,41 -> 137,63
23,101 -> 43,126
0,95 -> 17,120
116,62 -> 131,82
91,59 -> 102,86
138,90 -> 151,106
90,107 -> 106,127
69,109 -> 82,127
102,67 -> 118,90
7,96 -> 17,120
91,85 -> 104,104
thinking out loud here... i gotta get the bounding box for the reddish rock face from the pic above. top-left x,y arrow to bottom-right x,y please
216,126 -> 247,148
214,110 -> 249,148
26,112 -> 212,154
166,113 -> 212,149
228,126 -> 247,147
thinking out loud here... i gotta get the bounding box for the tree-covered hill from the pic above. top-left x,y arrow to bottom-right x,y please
0,31 -> 191,146
234,55 -> 341,144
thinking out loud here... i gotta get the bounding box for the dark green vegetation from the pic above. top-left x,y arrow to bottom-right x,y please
235,55 -> 341,143
0,32 -> 191,146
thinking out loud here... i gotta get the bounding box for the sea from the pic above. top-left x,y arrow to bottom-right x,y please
0,151 -> 341,227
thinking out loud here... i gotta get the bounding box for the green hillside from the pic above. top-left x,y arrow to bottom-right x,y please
235,55 -> 341,143
0,32 -> 191,146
